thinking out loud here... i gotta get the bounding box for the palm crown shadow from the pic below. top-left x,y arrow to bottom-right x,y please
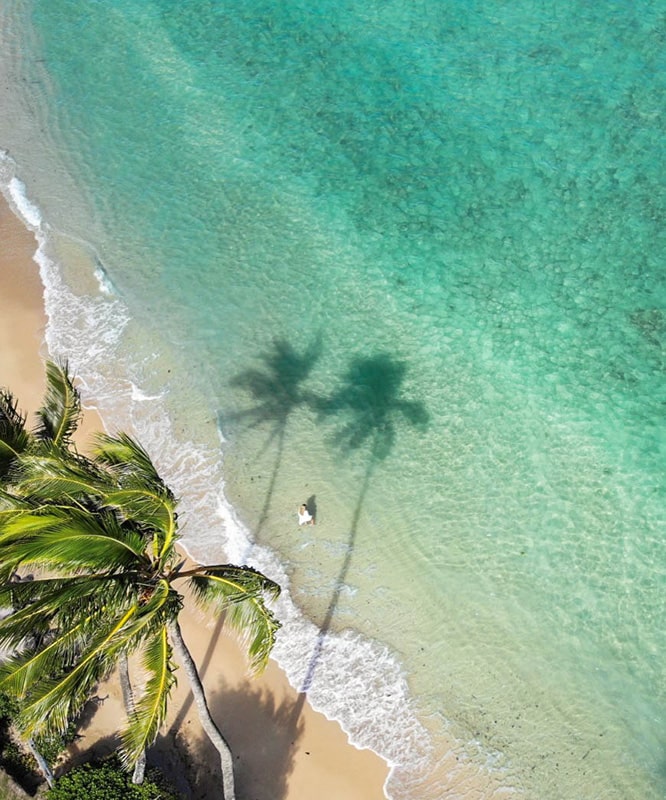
156,676 -> 306,800
224,336 -> 322,539
300,353 -> 429,693
316,353 -> 429,461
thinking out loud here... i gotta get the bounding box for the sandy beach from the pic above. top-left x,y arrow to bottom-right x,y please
0,194 -> 390,799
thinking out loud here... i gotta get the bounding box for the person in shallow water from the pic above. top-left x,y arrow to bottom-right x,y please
298,503 -> 315,526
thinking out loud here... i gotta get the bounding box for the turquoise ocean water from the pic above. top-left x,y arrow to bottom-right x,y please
1,1 -> 665,797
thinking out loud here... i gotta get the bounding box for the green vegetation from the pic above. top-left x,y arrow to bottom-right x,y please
45,758 -> 180,800
0,692 -> 38,792
0,362 -> 281,800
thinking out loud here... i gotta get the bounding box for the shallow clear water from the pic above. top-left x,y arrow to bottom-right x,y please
1,1 -> 665,797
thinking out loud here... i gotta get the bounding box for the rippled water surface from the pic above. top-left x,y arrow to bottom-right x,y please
1,1 -> 664,797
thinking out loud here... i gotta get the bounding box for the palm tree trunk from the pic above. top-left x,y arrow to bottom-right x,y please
119,653 -> 147,784
168,619 -> 236,800
26,738 -> 54,788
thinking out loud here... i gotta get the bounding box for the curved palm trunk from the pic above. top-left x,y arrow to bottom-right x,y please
119,654 -> 146,784
168,620 -> 236,800
26,738 -> 54,788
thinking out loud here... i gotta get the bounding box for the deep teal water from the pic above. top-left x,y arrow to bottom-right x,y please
1,1 -> 665,797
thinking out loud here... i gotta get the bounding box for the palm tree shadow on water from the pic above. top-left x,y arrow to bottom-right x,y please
298,354 -> 429,702
221,336 -> 323,551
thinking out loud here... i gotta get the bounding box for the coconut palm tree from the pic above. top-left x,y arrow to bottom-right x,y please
0,362 -> 280,800
0,360 -> 83,789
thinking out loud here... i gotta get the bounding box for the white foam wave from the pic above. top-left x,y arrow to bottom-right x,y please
0,152 -> 42,229
8,176 -> 43,230
130,382 -> 165,402
94,262 -> 117,296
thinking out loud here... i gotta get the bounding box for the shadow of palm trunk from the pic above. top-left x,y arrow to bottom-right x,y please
226,337 -> 323,562
255,424 -> 287,539
292,355 -> 429,722
298,435 -> 380,697
235,423 -> 287,566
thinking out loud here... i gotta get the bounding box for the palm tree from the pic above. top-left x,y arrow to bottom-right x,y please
0,363 -> 280,800
0,361 -> 82,789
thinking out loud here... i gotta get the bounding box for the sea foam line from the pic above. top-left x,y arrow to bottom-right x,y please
1,151 -> 515,800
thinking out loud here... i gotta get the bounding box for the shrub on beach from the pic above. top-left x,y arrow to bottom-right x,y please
45,758 -> 181,800
0,690 -> 77,766
0,693 -> 39,790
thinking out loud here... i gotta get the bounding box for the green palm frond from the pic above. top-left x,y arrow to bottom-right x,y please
12,581 -> 177,738
0,504 -> 35,581
120,625 -> 176,768
0,491 -> 16,511
0,511 -> 65,582
0,390 -> 29,479
0,572 -> 131,610
0,586 -> 73,647
0,575 -> 137,647
93,433 -> 166,488
9,451 -> 109,505
17,654 -> 111,739
0,492 -> 33,512
0,580 -> 140,719
94,433 -> 178,560
0,507 -> 148,573
0,620 -> 88,699
2,576 -> 174,680
0,592 -> 56,647
98,580 -> 179,660
187,565 -> 281,603
0,603 -> 55,650
34,362 -> 81,449
103,488 -> 177,558
15,604 -> 140,738
187,566 -> 281,672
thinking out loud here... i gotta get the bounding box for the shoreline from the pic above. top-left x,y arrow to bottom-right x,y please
0,194 -> 390,798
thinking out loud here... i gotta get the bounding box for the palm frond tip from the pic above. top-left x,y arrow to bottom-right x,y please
35,361 -> 81,448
